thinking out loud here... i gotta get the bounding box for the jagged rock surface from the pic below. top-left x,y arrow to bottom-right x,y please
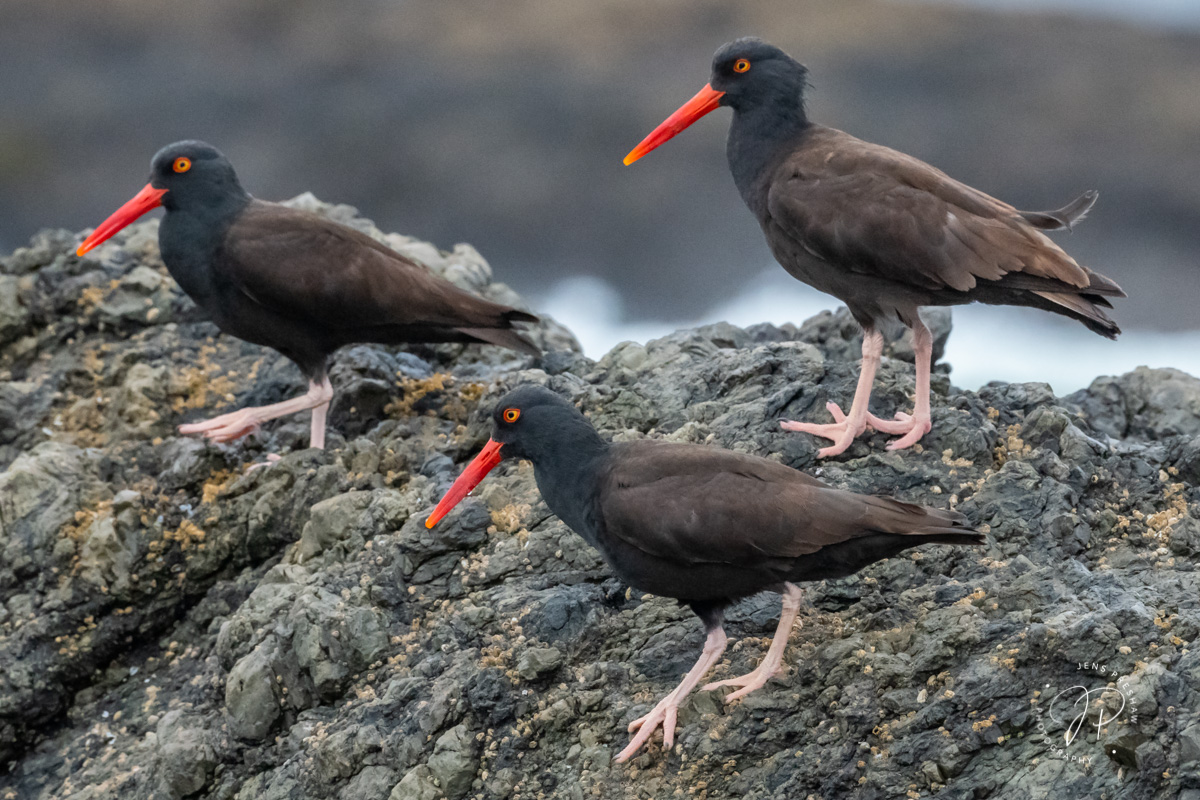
1,204 -> 1198,800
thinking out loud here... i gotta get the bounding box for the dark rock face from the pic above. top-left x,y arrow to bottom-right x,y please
1,207 -> 1198,799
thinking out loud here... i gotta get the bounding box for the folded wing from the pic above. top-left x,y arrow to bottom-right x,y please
766,128 -> 1123,332
218,201 -> 539,350
598,441 -> 973,566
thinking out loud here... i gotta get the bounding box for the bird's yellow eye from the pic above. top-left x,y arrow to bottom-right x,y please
173,157 -> 192,173
502,408 -> 520,423
734,59 -> 751,73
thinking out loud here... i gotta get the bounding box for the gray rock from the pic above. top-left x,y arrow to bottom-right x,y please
154,709 -> 217,799
97,265 -> 175,326
225,643 -> 282,740
1180,724 -> 1200,765
340,765 -> 398,800
389,764 -> 442,800
0,274 -> 30,345
517,645 -> 564,680
0,442 -> 105,577
1069,366 -> 1200,439
294,490 -> 375,563
426,723 -> 479,800
1,211 -> 1197,800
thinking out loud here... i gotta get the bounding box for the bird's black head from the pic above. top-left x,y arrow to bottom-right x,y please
486,385 -> 594,462
425,385 -> 604,528
148,140 -> 248,212
709,38 -> 810,113
77,139 -> 249,257
623,37 -> 809,166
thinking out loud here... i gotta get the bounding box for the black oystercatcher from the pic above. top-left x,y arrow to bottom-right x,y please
425,385 -> 983,761
77,141 -> 539,450
624,38 -> 1124,457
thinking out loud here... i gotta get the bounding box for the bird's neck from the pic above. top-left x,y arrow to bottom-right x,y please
530,426 -> 609,547
158,194 -> 252,302
727,101 -> 811,213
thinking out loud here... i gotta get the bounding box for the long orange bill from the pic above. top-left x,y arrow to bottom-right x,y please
76,183 -> 168,256
623,83 -> 726,165
425,438 -> 505,528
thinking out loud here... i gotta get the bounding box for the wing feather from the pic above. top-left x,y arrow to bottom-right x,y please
596,441 -> 961,567
766,127 -> 1097,296
218,201 -> 536,334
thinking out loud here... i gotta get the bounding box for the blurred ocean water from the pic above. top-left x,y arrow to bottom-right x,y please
931,0 -> 1200,29
537,271 -> 1200,394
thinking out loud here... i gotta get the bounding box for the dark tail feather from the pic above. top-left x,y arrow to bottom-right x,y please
504,309 -> 540,325
792,520 -> 979,582
1080,267 -> 1126,298
862,496 -> 983,543
989,269 -> 1124,298
907,530 -> 987,547
1020,190 -> 1098,231
459,325 -> 541,357
1033,290 -> 1121,340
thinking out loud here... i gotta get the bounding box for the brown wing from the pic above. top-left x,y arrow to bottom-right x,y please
597,441 -> 969,567
766,126 -> 1118,297
219,201 -> 538,335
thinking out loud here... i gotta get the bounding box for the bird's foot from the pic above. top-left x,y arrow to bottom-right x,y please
865,410 -> 932,451
178,408 -> 263,443
701,663 -> 780,703
779,402 -> 866,457
615,694 -> 682,763
245,453 -> 283,472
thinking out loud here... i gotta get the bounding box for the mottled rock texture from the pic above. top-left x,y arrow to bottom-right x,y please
1,201 -> 1198,800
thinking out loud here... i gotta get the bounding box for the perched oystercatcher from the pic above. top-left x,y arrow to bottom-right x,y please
76,141 -> 539,450
625,38 -> 1123,457
425,385 -> 983,761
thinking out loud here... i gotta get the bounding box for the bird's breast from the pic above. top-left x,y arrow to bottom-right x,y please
158,212 -> 230,305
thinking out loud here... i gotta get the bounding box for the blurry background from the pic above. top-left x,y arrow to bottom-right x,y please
2,0 -> 1197,391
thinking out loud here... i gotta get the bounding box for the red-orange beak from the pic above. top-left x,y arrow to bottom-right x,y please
623,83 -> 726,166
425,439 -> 505,528
76,183 -> 168,256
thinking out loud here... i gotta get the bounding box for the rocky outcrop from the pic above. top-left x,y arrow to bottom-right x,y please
1,204 -> 1198,799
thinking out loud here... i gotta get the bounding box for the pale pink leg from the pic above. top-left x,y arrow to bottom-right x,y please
702,583 -> 803,702
781,328 -> 884,457
244,453 -> 282,473
862,319 -> 933,450
309,398 -> 330,450
615,627 -> 728,763
179,377 -> 334,448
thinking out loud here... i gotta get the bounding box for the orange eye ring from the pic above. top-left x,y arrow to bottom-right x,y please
734,59 -> 751,73
173,157 -> 192,173
502,408 -> 520,423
